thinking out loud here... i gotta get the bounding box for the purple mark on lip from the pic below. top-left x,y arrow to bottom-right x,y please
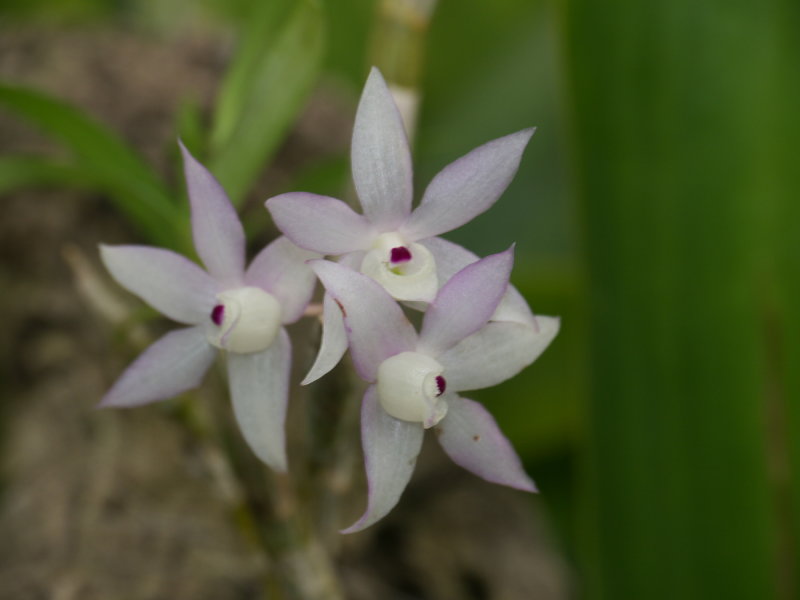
211,304 -> 225,326
390,246 -> 412,264
435,375 -> 446,396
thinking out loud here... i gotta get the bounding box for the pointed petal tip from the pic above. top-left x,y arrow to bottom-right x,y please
177,138 -> 194,163
339,516 -> 370,535
480,245 -> 515,277
533,314 -> 561,336
367,65 -> 385,83
95,393 -> 140,410
300,359 -> 329,386
515,477 -> 539,493
352,64 -> 413,226
227,332 -> 292,473
263,454 -> 288,473
95,396 -> 113,410
437,397 -> 540,494
98,243 -> 127,268
247,446 -> 288,473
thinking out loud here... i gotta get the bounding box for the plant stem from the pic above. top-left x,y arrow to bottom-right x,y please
211,385 -> 345,600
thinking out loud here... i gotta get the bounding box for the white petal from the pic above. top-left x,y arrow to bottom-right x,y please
351,67 -> 413,229
99,326 -> 215,407
493,284 -> 536,326
266,192 -> 373,255
226,328 -> 291,471
301,293 -> 348,385
100,244 -> 218,324
310,260 -> 417,382
436,396 -> 536,492
422,237 -> 536,325
439,318 -> 559,391
341,385 -> 424,533
246,236 -> 319,324
419,248 -> 513,356
180,141 -> 245,286
301,253 -> 364,385
401,129 -> 534,240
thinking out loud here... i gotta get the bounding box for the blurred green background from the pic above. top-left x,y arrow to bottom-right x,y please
1,0 -> 798,598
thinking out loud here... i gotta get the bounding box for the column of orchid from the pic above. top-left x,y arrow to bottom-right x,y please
99,67 -> 559,534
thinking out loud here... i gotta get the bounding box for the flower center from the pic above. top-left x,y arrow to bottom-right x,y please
376,351 -> 448,428
206,286 -> 282,354
360,232 -> 438,302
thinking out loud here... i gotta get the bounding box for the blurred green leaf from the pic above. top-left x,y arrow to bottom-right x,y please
564,0 -> 785,598
208,0 -> 325,206
175,97 -> 207,160
0,84 -> 186,249
473,261 -> 585,461
768,2 -> 800,592
210,0 -> 293,150
0,156 -> 92,194
321,0 -> 376,85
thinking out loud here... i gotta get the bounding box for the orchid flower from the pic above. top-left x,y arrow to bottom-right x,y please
310,248 -> 559,533
99,142 -> 318,471
266,67 -> 535,384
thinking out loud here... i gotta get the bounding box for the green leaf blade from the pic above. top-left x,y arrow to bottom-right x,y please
208,0 -> 326,206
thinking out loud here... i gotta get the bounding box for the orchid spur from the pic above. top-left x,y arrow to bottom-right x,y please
310,248 -> 559,533
99,142 -> 318,471
266,67 -> 535,384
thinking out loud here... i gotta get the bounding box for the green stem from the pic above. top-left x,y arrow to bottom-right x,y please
209,385 -> 345,600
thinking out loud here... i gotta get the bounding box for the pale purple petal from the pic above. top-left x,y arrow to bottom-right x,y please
266,192 -> 374,254
421,237 -> 535,325
401,129 -> 535,240
419,247 -> 514,356
310,260 -> 417,382
301,293 -> 347,385
100,244 -> 218,324
246,236 -> 319,324
341,385 -> 424,533
351,67 -> 413,228
99,325 -> 215,407
439,317 -> 559,391
180,141 -> 245,286
226,329 -> 291,472
301,252 -> 365,385
436,396 -> 536,492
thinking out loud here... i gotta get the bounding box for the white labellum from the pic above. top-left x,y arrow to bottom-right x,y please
206,286 -> 281,354
360,232 -> 437,302
376,351 -> 448,428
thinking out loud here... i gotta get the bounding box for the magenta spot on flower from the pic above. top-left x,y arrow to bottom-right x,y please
390,246 -> 412,264
211,304 -> 225,326
435,375 -> 446,396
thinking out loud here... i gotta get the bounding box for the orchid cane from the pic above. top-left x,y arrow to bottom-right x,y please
310,248 -> 559,533
266,67 -> 535,384
99,142 -> 318,471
